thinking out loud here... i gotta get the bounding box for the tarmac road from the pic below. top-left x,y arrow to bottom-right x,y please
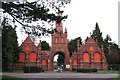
2,72 -> 119,80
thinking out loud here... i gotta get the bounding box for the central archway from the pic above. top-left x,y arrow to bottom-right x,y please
53,52 -> 65,71
49,50 -> 70,71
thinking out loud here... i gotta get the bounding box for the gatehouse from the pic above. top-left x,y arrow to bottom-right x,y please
14,16 -> 108,71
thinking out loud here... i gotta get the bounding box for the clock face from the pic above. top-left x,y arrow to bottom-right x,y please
25,46 -> 30,50
89,46 -> 94,51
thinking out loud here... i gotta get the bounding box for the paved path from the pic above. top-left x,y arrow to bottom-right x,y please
1,72 -> 119,79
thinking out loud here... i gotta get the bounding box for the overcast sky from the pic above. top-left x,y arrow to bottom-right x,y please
17,0 -> 119,46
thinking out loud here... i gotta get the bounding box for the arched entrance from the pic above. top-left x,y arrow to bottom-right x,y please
49,50 -> 70,71
53,52 -> 65,71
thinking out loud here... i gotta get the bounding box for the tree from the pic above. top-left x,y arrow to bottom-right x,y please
107,43 -> 119,64
103,34 -> 112,57
103,35 -> 119,65
41,41 -> 50,50
2,18 -> 21,71
57,54 -> 64,67
68,37 -> 82,56
1,0 -> 71,38
92,22 -> 103,48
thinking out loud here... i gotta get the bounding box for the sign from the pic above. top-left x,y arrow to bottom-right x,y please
66,65 -> 70,69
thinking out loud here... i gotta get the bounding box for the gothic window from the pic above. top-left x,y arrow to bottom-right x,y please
19,53 -> 25,62
42,60 -> 46,65
30,53 -> 36,62
83,53 -> 90,62
73,60 -> 77,65
94,53 -> 101,62
55,38 -> 58,43
61,38 -> 64,43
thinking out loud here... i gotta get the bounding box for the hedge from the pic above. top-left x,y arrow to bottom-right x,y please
76,68 -> 97,73
72,68 -> 77,71
23,67 -> 42,73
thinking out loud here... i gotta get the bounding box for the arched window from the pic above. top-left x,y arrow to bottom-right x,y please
42,60 -> 46,65
94,53 -> 101,62
73,60 -> 77,65
61,38 -> 64,43
83,53 -> 90,62
30,53 -> 36,62
19,53 -> 25,62
55,38 -> 58,43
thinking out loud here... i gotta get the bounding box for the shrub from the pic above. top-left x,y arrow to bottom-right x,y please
91,68 -> 97,72
23,67 -> 29,73
23,67 -> 42,73
72,68 -> 77,71
77,68 -> 82,72
77,68 -> 97,73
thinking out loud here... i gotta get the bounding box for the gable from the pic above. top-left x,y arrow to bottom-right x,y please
23,36 -> 34,44
86,36 -> 96,44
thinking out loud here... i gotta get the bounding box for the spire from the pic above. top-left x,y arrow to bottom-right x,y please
57,12 -> 61,16
37,40 -> 41,50
56,13 -> 63,32
65,27 -> 67,33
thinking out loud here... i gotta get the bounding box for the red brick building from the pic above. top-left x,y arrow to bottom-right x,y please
70,36 -> 108,70
16,20 -> 108,71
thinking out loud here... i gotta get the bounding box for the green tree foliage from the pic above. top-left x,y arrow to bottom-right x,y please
2,18 -> 21,71
1,0 -> 71,37
92,22 -> 103,47
103,34 -> 112,57
107,43 -> 119,64
57,54 -> 64,67
91,23 -> 120,65
103,35 -> 119,65
41,41 -> 50,50
68,37 -> 82,56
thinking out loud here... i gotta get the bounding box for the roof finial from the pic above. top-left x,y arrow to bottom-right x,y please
65,27 -> 67,33
57,12 -> 61,16
90,32 -> 92,36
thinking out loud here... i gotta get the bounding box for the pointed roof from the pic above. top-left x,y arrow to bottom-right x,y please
37,40 -> 41,48
22,36 -> 34,44
56,13 -> 63,32
86,36 -> 96,44
65,27 -> 67,33
57,13 -> 61,16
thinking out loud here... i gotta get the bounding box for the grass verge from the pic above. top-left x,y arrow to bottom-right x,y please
98,70 -> 118,74
0,75 -> 28,80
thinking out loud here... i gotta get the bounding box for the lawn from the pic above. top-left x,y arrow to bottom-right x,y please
98,70 -> 119,74
1,75 -> 28,80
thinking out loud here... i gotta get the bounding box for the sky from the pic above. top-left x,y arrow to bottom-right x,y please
17,0 -> 119,47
